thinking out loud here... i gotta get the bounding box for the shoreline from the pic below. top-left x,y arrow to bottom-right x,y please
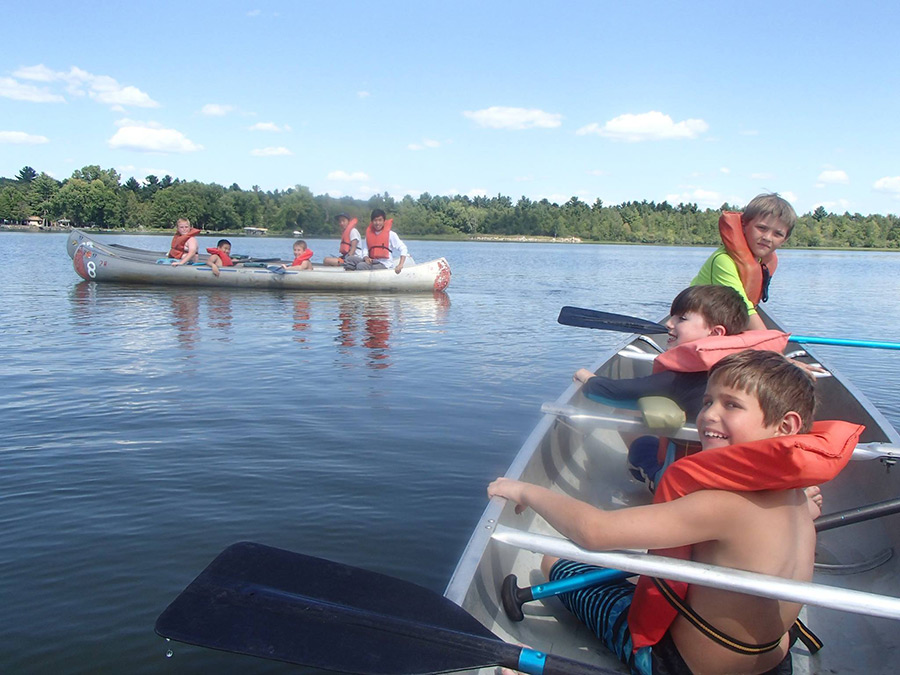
4,224 -> 900,252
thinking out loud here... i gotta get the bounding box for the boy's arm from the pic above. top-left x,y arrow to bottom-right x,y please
391,231 -> 408,272
488,478 -> 737,552
582,370 -> 681,404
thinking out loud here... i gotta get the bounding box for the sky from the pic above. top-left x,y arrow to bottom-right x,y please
2,1 -> 899,216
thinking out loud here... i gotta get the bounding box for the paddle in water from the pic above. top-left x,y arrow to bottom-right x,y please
558,306 -> 900,350
156,541 -> 617,675
500,496 -> 900,621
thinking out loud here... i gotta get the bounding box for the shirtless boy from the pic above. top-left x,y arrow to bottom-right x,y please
489,351 -> 822,674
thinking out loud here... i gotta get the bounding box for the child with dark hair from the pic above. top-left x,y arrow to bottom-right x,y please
206,239 -> 233,277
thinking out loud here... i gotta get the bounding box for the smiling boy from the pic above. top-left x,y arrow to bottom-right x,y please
573,285 -> 749,422
691,193 -> 797,331
489,351 -> 860,675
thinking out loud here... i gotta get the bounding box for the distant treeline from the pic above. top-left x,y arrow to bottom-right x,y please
3,165 -> 899,248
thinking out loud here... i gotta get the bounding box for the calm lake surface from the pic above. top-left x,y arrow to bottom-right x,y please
3,231 -> 900,673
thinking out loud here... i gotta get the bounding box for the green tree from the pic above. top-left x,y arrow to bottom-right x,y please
16,166 -> 37,183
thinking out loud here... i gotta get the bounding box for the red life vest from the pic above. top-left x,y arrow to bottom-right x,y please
206,247 -> 234,267
627,420 -> 864,650
366,219 -> 394,259
339,218 -> 359,256
652,330 -> 790,374
718,212 -> 779,305
168,228 -> 201,259
292,249 -> 314,266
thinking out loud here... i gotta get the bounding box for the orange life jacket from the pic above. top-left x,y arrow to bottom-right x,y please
206,247 -> 233,267
718,211 -> 779,305
339,218 -> 360,256
366,219 -> 394,259
652,330 -> 790,374
168,228 -> 201,259
292,249 -> 314,266
627,420 -> 864,650
649,330 -> 792,465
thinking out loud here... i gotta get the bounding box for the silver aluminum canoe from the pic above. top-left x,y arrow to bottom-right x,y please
70,238 -> 451,293
445,310 -> 900,674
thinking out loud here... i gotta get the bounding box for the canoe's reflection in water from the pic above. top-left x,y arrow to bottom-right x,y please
69,281 -> 451,371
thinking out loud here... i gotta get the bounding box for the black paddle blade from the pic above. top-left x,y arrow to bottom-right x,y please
558,306 -> 667,334
156,542 -> 515,675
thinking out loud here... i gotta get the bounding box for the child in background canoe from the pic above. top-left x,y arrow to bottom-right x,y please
691,193 -> 797,332
343,209 -> 409,273
490,351 -> 860,675
206,239 -> 234,277
282,240 -> 314,271
323,213 -> 361,267
168,217 -> 200,266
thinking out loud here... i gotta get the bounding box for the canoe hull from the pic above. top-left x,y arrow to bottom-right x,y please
446,312 -> 900,673
72,241 -> 451,293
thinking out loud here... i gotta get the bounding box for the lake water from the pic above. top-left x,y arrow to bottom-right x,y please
2,231 -> 900,673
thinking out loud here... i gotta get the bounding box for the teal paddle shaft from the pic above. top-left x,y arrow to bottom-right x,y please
791,335 -> 900,351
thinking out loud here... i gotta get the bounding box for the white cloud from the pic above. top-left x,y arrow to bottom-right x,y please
874,176 -> 900,195
720,167 -> 730,174
0,76 -> 65,103
816,169 -> 849,185
108,123 -> 202,153
327,170 -> 369,181
577,111 -> 708,142
249,122 -> 291,132
247,9 -> 261,17
780,191 -> 798,204
463,106 -> 562,130
408,138 -> 441,151
665,188 -> 723,208
250,146 -> 292,156
10,65 -> 158,108
0,130 -> 50,144
12,65 -> 58,82
468,188 -> 488,198
201,103 -> 234,116
358,91 -> 370,98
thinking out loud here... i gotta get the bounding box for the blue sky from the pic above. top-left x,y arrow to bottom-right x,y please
3,1 -> 899,216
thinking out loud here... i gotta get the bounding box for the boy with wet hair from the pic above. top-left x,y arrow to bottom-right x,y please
489,351 -> 859,675
692,193 -> 798,331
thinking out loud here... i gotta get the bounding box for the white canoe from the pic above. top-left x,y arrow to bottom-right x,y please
445,309 -> 900,674
70,237 -> 451,293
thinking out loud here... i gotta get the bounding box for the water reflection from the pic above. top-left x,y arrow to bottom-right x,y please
292,297 -> 311,343
68,283 -> 452,372
170,293 -> 201,349
207,291 -> 233,334
332,291 -> 451,370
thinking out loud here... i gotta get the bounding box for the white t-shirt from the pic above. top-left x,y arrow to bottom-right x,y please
362,230 -> 409,269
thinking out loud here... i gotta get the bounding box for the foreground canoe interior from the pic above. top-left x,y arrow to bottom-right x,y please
446,310 -> 900,674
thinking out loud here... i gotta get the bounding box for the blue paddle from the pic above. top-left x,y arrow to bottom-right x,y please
558,306 -> 900,351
